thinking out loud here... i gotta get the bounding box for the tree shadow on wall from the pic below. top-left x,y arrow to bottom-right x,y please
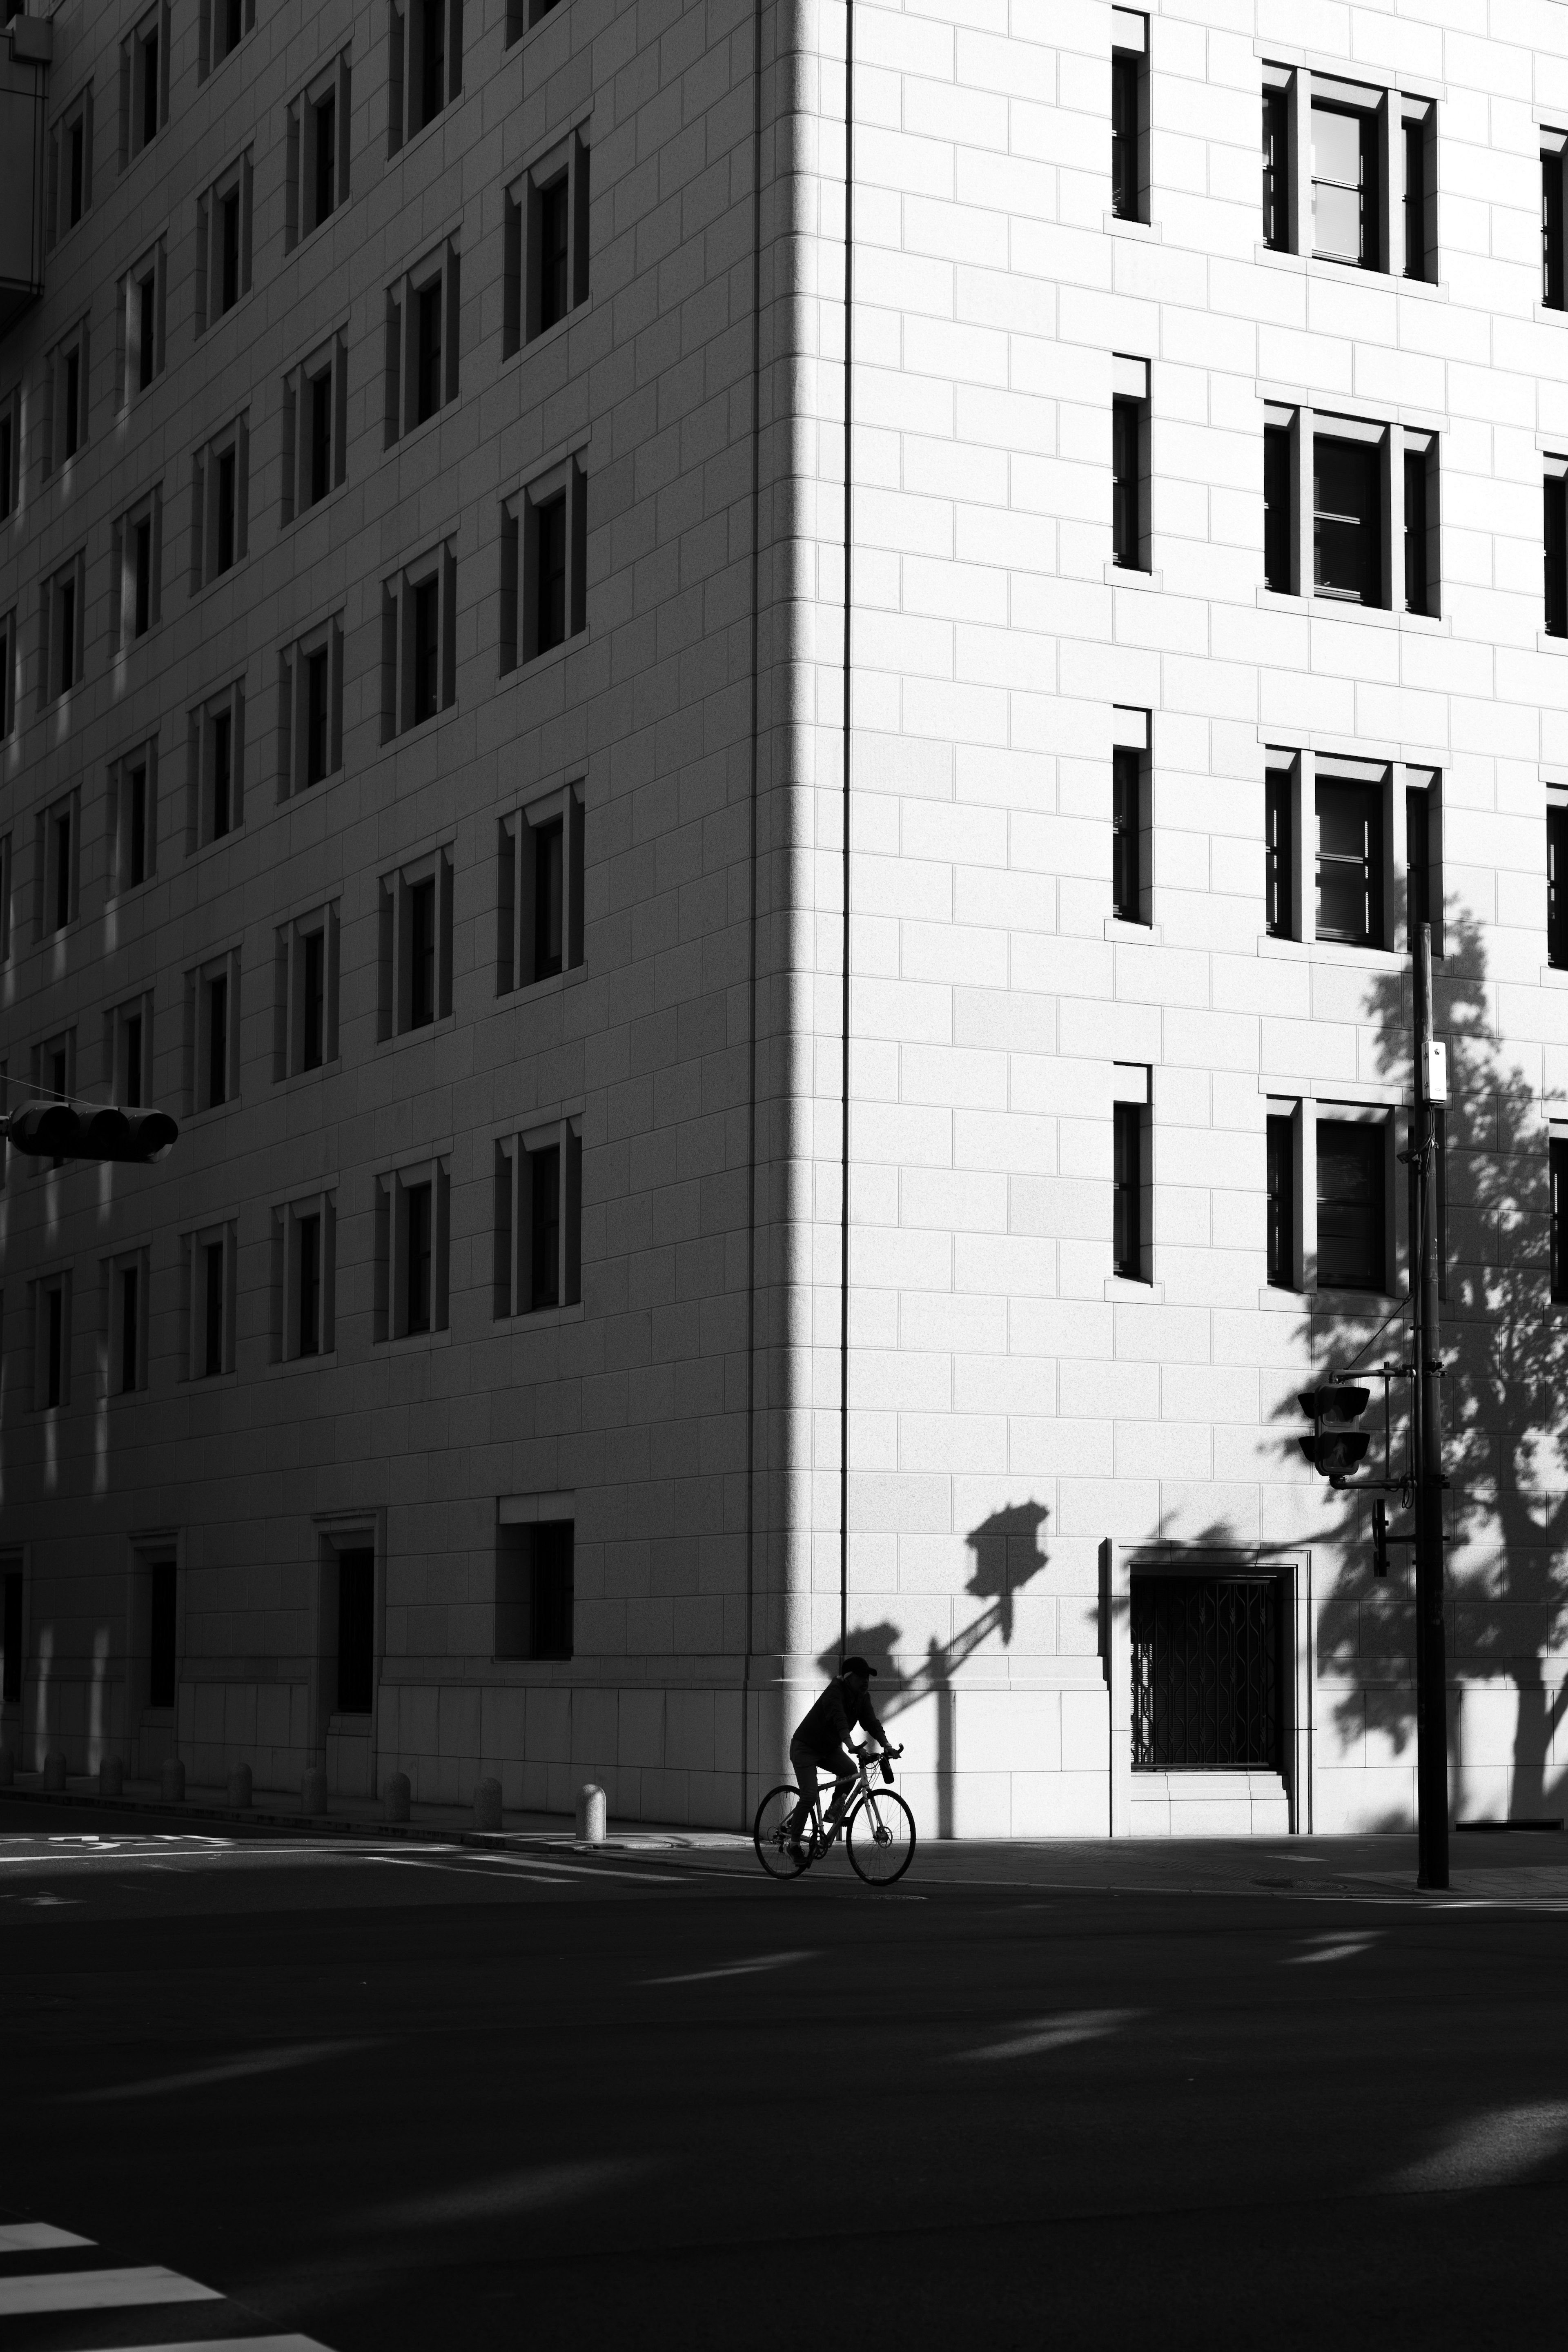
816,1501 -> 1050,1837
1300,907 -> 1568,1820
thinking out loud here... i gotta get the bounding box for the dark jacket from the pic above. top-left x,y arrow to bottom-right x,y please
793,1674 -> 889,1763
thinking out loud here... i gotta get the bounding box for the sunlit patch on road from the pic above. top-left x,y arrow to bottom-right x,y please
1285,1931 -> 1379,1964
354,2158 -> 652,2230
1378,2101 -> 1568,2194
953,2009 -> 1145,2062
63,2038 -> 382,2105
644,1949 -> 815,1984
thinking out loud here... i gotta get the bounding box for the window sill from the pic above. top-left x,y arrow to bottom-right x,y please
1105,915 -> 1159,944
1258,1285 -> 1308,1310
512,631 -> 586,681
183,1370 -> 238,1388
501,962 -> 588,1007
1253,245 -> 1447,302
266,1351 -> 339,1377
501,1300 -> 585,1330
1535,302 -> 1568,327
1312,1286 -> 1399,1314
327,1711 -> 374,1733
376,1325 -> 452,1354
184,1100 -> 240,1127
1541,965 -> 1568,986
198,296 -> 254,341
1105,1276 -> 1164,1304
378,1013 -> 457,1053
1537,631 -> 1568,655
1256,586 -> 1447,634
274,1058 -> 342,1090
388,400 -> 453,457
287,481 -> 348,530
1104,562 -> 1163,592
1105,212 -> 1161,243
187,826 -> 245,868
512,309 -> 580,367
1258,934 -> 1406,971
388,105 -> 453,169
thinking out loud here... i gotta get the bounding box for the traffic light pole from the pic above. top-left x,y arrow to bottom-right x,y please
1412,923 -> 1449,1891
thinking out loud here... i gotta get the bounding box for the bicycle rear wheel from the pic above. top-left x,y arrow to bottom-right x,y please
753,1784 -> 809,1878
846,1788 -> 916,1885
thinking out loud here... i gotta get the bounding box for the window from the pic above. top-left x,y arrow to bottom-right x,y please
191,421 -> 249,588
1546,135 -> 1567,310
117,242 -> 165,404
0,392 -> 17,520
1112,1096 -> 1147,1281
1406,782 -> 1432,946
388,0 -> 462,155
1,1563 -> 22,1706
281,339 -> 348,521
199,0 -> 255,78
107,994 -> 153,1107
1313,433 -> 1380,604
1547,464 -> 1568,639
492,1122 -> 583,1316
275,906 -> 340,1078
1263,419 -> 1292,590
1312,102 -> 1375,266
381,550 -> 457,736
1109,12 -> 1147,225
196,156 -> 254,332
334,1549 -> 376,1712
108,1249 -> 149,1394
384,243 -> 461,442
146,1557 -> 178,1708
0,608 -> 14,742
499,461 -> 588,667
45,321 -> 90,472
109,745 -> 158,894
504,131 -> 590,354
276,1194 -> 336,1359
278,619 -> 345,795
112,489 -> 163,646
495,1517 -> 574,1660
1264,70 -> 1437,281
0,834 -> 11,962
1550,804 -> 1568,971
1272,407 -> 1438,612
34,1273 -> 71,1409
1110,361 -> 1148,571
378,852 -> 454,1037
1552,1135 -> 1568,1303
506,0 -> 563,40
375,1161 -> 451,1339
48,84 -> 94,241
1262,83 -> 1289,250
187,683 -> 245,846
1403,437 -> 1437,616
189,953 -> 240,1111
36,793 -> 78,936
1110,712 -> 1149,925
1316,1120 -> 1385,1292
186,1225 -> 236,1376
1266,1112 -> 1296,1289
1315,777 -> 1383,947
286,53 -> 352,246
1403,106 -> 1434,282
121,6 -> 169,165
1265,766 -> 1292,938
497,788 -> 586,991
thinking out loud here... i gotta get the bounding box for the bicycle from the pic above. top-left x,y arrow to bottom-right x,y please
753,1743 -> 916,1886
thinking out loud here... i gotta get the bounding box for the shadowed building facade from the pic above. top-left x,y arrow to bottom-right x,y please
2,0 -> 1566,1836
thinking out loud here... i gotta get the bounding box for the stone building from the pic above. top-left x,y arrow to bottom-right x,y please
1,0 -> 1565,1837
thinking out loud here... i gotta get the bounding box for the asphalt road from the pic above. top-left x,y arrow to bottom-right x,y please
2,1799 -> 1565,2352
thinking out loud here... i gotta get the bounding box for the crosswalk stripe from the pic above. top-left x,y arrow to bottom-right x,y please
102,2339 -> 334,2351
0,2264 -> 222,2315
0,2222 -> 94,2252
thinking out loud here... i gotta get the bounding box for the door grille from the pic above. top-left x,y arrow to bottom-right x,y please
1131,1576 -> 1281,1770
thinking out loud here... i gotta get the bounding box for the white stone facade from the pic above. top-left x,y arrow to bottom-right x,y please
2,0 -> 1566,1837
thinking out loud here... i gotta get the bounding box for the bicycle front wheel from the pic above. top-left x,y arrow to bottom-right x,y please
754,1784 -> 809,1879
846,1788 -> 916,1885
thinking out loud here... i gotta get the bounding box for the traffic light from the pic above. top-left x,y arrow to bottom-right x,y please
4,1102 -> 178,1164
1298,1382 -> 1371,1484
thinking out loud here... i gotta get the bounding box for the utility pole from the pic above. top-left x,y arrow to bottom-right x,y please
1411,922 -> 1449,1890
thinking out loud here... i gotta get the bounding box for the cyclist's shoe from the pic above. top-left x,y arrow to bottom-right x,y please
786,1841 -> 805,1866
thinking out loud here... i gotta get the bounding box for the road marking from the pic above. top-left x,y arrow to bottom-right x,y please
0,2265 -> 220,2316
365,1852 -> 688,1887
1379,2101 -> 1568,2194
0,2223 -> 93,2252
16,1894 -> 80,1907
955,2008 -> 1145,2062
1286,1931 -> 1379,1964
359,2158 -> 650,2230
113,2340 -> 334,2351
644,1950 -> 815,1985
63,2038 -> 380,2104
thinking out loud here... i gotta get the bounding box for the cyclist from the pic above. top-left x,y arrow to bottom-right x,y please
787,1654 -> 895,1861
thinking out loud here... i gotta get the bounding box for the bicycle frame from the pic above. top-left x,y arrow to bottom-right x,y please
802,1747 -> 887,1854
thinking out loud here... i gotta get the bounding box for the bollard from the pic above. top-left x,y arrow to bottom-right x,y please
42,1750 -> 67,1793
0,1749 -> 13,1788
575,1783 -> 607,1844
160,1756 -> 186,1802
227,1763 -> 252,1809
100,1756 -> 125,1798
472,1776 -> 503,1831
301,1766 -> 327,1816
384,1771 -> 411,1823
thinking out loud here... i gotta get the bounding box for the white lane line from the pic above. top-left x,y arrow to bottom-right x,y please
0,2223 -> 94,2253
1379,2101 -> 1568,2194
1286,1931 -> 1379,1964
62,2038 -> 381,2105
644,1950 -> 815,1986
363,1857 -> 570,1887
364,1853 -> 687,1887
954,2008 -> 1145,2062
0,2265 -> 220,2316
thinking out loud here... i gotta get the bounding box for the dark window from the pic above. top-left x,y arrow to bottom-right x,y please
1263,89 -> 1288,248
58,577 -> 76,694
216,449 -> 237,573
1547,475 -> 1568,638
138,275 -> 157,389
1313,435 -> 1380,604
336,1549 -> 375,1712
124,1010 -> 144,1105
539,177 -> 570,330
148,1561 -> 177,1707
421,0 -> 445,126
1263,422 -> 1292,590
530,1144 -> 561,1308
1110,44 -> 1144,225
1407,786 -> 1430,943
45,1287 -> 64,1407
63,350 -> 80,459
1,1569 -> 21,1703
53,811 -> 71,930
496,1521 -> 574,1660
1403,118 -> 1427,279
1265,766 -> 1291,937
405,1183 -> 433,1332
142,32 -> 160,149
225,0 -> 243,49
416,282 -> 442,422
68,118 -> 84,226
408,877 -> 437,1026
203,1240 -> 225,1373
1403,447 -> 1429,616
305,648 -> 330,784
1317,1120 -> 1384,1291
534,817 -> 564,978
1112,747 -> 1140,922
1315,778 -> 1381,946
298,1214 -> 322,1355
1,414 -> 12,517
537,494 -> 567,649
212,709 -> 233,838
120,1264 -> 140,1391
1131,1577 -> 1280,1769
207,974 -> 229,1104
1311,103 -> 1373,265
315,93 -> 337,222
1112,398 -> 1142,568
133,518 -> 151,636
1550,806 -> 1568,971
1553,1136 -> 1568,1302
310,372 -> 333,505
1546,153 -> 1566,310
1266,1115 -> 1294,1288
1113,1102 -> 1143,1280
220,189 -> 241,312
301,929 -> 326,1068
412,578 -> 440,721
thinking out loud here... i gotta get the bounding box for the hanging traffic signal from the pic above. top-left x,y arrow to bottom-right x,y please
4,1102 -> 178,1164
1298,1382 -> 1372,1484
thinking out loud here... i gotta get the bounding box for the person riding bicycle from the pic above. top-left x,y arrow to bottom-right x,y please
787,1655 -> 895,1860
